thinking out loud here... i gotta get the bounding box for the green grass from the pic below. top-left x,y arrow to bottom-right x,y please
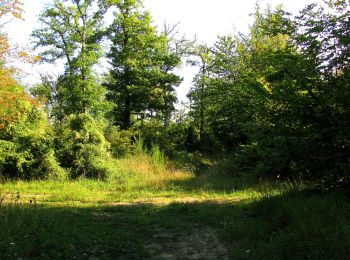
0,155 -> 349,259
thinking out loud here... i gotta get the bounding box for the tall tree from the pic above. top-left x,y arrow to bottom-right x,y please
0,0 -> 22,64
0,0 -> 65,180
0,0 -> 23,26
105,0 -> 181,129
32,0 -> 110,119
192,2 -> 350,186
204,35 -> 260,148
0,0 -> 37,127
187,44 -> 212,142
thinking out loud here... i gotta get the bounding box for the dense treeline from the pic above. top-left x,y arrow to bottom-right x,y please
189,2 -> 350,188
0,0 -> 349,189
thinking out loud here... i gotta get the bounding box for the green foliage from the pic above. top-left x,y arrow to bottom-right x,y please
53,74 -> 112,120
151,144 -> 166,171
244,2 -> 350,185
105,125 -> 132,157
32,0 -> 106,70
32,0 -> 111,120
0,87 -> 65,180
2,1 -> 350,258
22,0 -> 350,189
105,0 -> 182,129
187,3 -> 350,188
187,44 -> 212,142
133,120 -> 202,157
132,134 -> 145,155
55,113 -> 113,179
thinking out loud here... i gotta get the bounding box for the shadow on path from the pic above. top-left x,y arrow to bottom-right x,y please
0,190 -> 349,259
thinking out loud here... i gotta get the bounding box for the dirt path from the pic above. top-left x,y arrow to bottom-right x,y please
107,197 -> 233,259
145,225 -> 229,260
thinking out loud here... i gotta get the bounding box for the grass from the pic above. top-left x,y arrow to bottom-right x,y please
0,154 -> 349,259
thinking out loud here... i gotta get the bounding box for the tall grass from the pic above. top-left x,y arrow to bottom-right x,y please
133,134 -> 145,155
151,144 -> 166,171
103,138 -> 193,192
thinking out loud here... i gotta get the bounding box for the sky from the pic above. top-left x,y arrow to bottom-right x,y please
4,0 -> 316,102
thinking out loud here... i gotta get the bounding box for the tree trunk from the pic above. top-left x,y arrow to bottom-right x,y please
122,98 -> 131,130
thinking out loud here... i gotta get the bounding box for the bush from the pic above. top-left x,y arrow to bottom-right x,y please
0,86 -> 65,180
136,121 -> 197,156
233,135 -> 305,180
55,113 -> 114,179
105,125 -> 132,158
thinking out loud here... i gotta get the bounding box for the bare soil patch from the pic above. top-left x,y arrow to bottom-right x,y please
146,225 -> 229,260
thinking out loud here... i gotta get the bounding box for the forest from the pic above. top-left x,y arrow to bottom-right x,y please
0,0 -> 350,259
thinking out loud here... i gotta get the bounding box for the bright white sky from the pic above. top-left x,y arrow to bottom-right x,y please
4,0 -> 316,102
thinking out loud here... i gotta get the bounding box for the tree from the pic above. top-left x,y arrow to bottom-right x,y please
0,0 -> 22,65
0,0 -> 36,128
0,81 -> 66,180
187,43 -> 212,142
0,0 -> 23,22
290,0 -> 350,184
203,35 -> 260,148
0,0 -> 65,180
193,2 -> 350,186
32,0 -> 110,119
105,0 -> 181,129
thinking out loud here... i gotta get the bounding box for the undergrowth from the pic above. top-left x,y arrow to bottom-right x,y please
0,154 -> 349,259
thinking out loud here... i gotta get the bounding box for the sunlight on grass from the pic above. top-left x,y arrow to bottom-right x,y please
1,156 -> 347,260
0,154 -> 269,206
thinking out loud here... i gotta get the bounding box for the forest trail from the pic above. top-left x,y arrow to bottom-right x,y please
1,180 -> 348,259
146,225 -> 229,260
108,197 -> 234,259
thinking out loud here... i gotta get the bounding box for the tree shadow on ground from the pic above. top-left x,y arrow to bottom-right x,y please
165,171 -> 268,194
167,156 -> 274,194
1,189 -> 349,259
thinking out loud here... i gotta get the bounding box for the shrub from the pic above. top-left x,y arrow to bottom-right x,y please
136,121 -> 197,156
55,113 -> 114,179
105,125 -> 132,157
0,85 -> 65,180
